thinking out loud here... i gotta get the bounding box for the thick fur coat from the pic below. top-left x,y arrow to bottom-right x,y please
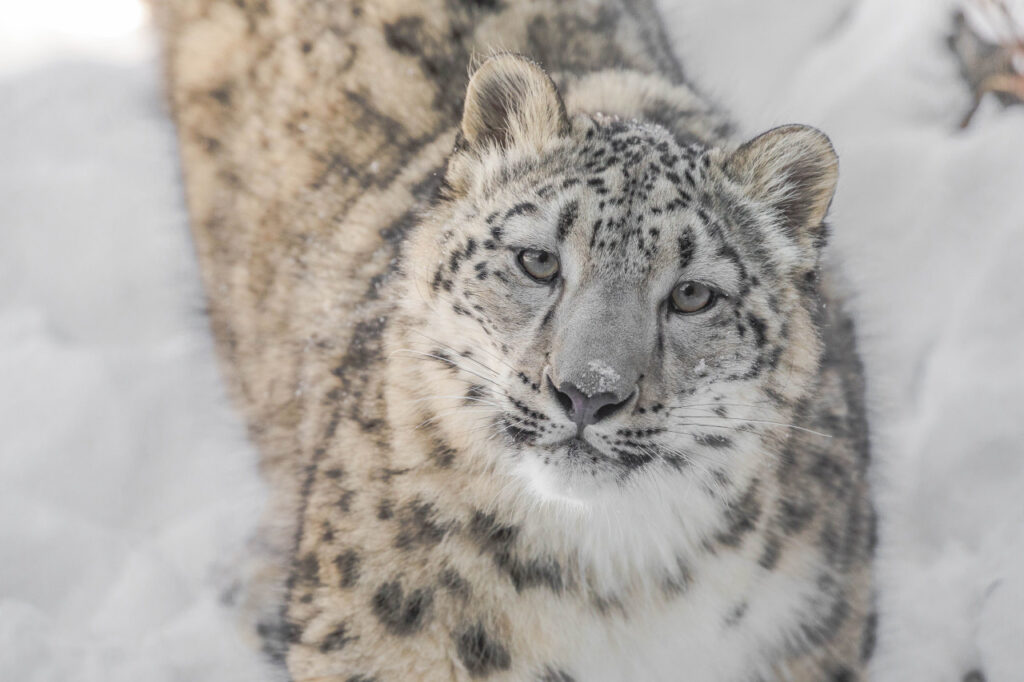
158,1 -> 875,680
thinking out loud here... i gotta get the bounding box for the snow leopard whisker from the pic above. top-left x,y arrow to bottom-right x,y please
660,422 -> 752,434
406,331 -> 505,372
664,401 -> 788,418
634,441 -> 727,498
485,415 -> 532,442
666,400 -> 778,411
408,328 -> 520,374
467,414 -> 526,440
389,349 -> 506,392
395,345 -> 501,379
667,411 -> 833,439
661,427 -> 782,464
414,407 -> 502,431
462,412 -> 520,436
409,394 -> 503,409
411,342 -> 505,380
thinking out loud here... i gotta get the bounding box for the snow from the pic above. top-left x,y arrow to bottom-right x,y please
1,0 -> 1022,680
582,359 -> 623,396
0,6 -> 273,681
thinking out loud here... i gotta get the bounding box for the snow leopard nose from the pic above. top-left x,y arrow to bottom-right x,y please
548,377 -> 633,434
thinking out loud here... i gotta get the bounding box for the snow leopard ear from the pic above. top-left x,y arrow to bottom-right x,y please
726,125 -> 838,240
460,53 -> 570,152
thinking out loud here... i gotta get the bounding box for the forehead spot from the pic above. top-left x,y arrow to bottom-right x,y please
555,200 -> 580,242
506,202 -> 538,219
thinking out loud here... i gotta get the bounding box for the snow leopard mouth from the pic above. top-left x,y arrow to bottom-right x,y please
562,436 -> 604,461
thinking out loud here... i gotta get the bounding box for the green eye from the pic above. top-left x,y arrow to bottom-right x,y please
670,281 -> 716,314
517,249 -> 560,282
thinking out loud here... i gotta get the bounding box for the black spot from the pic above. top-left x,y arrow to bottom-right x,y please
712,468 -> 732,489
371,581 -> 434,636
962,670 -> 986,682
778,498 -> 816,535
455,623 -> 512,677
663,558 -> 692,596
538,667 -> 576,682
504,422 -> 537,444
380,466 -> 412,481
335,549 -> 361,588
664,454 -> 688,471
257,617 -> 301,662
450,248 -> 466,273
319,622 -> 357,652
865,505 -> 879,556
861,610 -> 878,662
377,499 -> 394,520
819,522 -> 841,562
330,315 -> 388,433
382,16 -> 424,54
724,601 -> 748,627
808,453 -> 850,494
715,480 -> 762,547
800,574 -> 850,647
746,313 -> 768,348
292,552 -> 319,587
337,489 -> 356,512
694,433 -> 732,449
432,440 -> 457,467
395,499 -> 451,550
506,202 -> 538,219
759,535 -> 783,570
829,666 -> 855,682
208,84 -> 232,106
556,200 -> 579,241
469,511 -> 563,592
616,449 -> 655,469
440,568 -> 471,601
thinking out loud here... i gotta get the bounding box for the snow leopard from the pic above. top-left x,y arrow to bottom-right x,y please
158,0 -> 875,680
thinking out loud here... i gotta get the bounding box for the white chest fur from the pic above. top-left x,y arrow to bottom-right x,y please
560,547 -> 819,682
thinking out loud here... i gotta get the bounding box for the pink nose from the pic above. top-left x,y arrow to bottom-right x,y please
549,378 -> 632,435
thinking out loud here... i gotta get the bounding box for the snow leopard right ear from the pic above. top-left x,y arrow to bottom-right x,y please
459,53 -> 570,153
726,125 -> 839,244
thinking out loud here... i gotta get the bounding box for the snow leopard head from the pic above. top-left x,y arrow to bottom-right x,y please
398,54 -> 838,504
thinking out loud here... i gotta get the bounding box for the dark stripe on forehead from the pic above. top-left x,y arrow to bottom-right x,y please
678,228 -> 695,269
556,200 -> 580,242
506,202 -> 538,219
716,239 -> 750,285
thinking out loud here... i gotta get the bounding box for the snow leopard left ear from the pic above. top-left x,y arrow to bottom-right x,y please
460,53 -> 570,152
726,125 -> 838,241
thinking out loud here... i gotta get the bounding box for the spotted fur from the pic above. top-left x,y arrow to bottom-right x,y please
158,1 -> 874,680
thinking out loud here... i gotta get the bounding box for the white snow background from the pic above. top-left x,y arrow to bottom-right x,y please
1,0 -> 1021,680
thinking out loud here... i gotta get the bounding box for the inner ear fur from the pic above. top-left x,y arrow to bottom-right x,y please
460,53 -> 570,152
726,125 -> 839,236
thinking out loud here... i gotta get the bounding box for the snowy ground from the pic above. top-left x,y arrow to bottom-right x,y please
1,0 -> 1022,680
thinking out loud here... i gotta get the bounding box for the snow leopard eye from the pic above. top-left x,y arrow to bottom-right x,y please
670,281 -> 716,314
517,248 -> 560,282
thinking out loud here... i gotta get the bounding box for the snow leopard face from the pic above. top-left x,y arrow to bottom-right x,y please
400,55 -> 838,503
